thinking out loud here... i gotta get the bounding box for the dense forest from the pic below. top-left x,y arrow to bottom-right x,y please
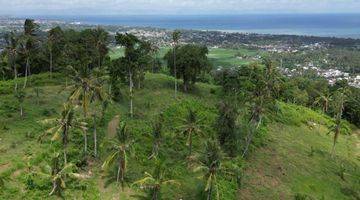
0,19 -> 359,199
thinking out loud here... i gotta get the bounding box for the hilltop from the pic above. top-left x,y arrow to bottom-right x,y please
0,73 -> 358,199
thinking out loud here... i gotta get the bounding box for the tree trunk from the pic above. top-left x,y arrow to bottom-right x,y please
23,57 -> 29,89
108,84 -> 112,97
20,105 -> 23,118
63,148 -> 67,165
183,81 -> 189,92
153,188 -> 159,200
129,70 -> 134,118
120,158 -> 125,189
49,181 -> 57,196
138,73 -> 141,89
173,46 -> 177,99
332,125 -> 340,157
117,159 -> 121,183
331,142 -> 336,157
93,115 -> 97,158
84,131 -> 87,154
98,54 -> 101,68
188,133 -> 193,157
49,49 -> 53,78
14,63 -> 17,92
207,184 -> 213,200
242,118 -> 261,158
152,58 -> 155,73
28,57 -> 32,86
63,127 -> 68,165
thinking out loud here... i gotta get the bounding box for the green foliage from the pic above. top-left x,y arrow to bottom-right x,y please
216,100 -> 239,156
164,44 -> 211,92
133,160 -> 179,200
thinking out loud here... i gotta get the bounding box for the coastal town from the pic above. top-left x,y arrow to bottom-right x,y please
1,17 -> 360,88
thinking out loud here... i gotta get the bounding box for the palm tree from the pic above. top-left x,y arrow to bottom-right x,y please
102,121 -> 133,188
18,36 -> 31,89
148,114 -> 163,159
115,33 -> 141,118
313,92 -> 331,113
20,19 -> 38,89
242,97 -> 264,158
4,32 -> 19,91
94,90 -> 112,158
195,140 -> 223,200
39,103 -> 87,164
178,109 -> 205,157
36,153 -> 82,196
133,161 -> 179,200
242,66 -> 270,158
150,43 -> 160,73
47,26 -> 64,78
67,66 -> 105,117
172,30 -> 181,98
91,27 -> 109,68
328,90 -> 348,156
67,66 -> 105,154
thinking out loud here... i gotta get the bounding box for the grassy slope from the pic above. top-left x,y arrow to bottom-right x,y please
0,73 -> 359,200
239,103 -> 360,200
0,73 -> 224,199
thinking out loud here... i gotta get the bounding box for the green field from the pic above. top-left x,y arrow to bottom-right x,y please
0,73 -> 359,199
109,46 -> 260,67
207,48 -> 260,67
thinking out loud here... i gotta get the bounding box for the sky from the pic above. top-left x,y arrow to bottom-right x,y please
0,0 -> 360,16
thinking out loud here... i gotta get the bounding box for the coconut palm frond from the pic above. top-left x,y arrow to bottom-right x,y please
101,151 -> 118,170
50,126 -> 63,141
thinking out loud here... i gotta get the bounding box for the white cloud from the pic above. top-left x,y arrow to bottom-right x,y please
0,0 -> 359,15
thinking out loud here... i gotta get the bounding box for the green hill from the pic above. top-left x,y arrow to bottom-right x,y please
0,73 -> 359,199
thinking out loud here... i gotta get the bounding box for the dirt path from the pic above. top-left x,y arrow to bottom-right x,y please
107,115 -> 120,138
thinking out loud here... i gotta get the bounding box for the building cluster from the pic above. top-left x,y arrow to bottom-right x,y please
253,42 -> 326,53
281,65 -> 360,88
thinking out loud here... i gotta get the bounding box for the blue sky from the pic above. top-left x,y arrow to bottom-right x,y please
0,0 -> 359,15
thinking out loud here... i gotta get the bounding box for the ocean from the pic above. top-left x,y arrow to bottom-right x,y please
29,14 -> 360,39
